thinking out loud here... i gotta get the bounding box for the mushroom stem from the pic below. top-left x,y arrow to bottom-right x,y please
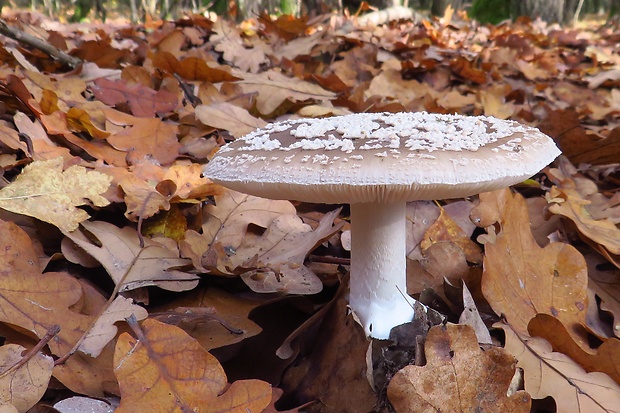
349,201 -> 416,339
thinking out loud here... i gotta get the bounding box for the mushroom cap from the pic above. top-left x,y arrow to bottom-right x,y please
204,112 -> 561,204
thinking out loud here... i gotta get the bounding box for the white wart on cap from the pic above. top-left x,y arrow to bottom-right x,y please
204,112 -> 561,339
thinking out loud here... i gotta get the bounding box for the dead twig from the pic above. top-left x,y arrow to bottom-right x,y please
0,17 -> 82,68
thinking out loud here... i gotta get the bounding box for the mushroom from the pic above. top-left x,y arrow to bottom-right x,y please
203,112 -> 561,339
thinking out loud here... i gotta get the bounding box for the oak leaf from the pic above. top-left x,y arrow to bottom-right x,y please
211,20 -> 270,74
91,78 -> 178,118
151,287 -> 262,351
0,344 -> 54,413
151,51 -> 241,82
0,220 -> 117,396
501,322 -> 620,412
586,253 -> 620,337
387,323 -> 531,413
234,69 -> 336,115
195,102 -> 267,138
201,189 -> 297,256
194,189 -> 337,293
119,163 -> 221,220
0,157 -> 112,232
104,109 -> 181,165
480,189 -> 588,348
13,112 -> 72,161
547,159 -> 620,257
62,220 -> 198,292
113,318 -> 272,413
421,205 -> 482,265
528,314 -> 620,384
79,296 -> 149,358
236,208 -> 343,294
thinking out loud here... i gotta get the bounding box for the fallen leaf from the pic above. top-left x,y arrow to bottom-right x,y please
539,110 -> 620,165
79,296 -> 148,358
0,157 -> 111,232
151,51 -> 241,81
151,287 -> 262,351
119,162 -> 220,220
234,209 -> 342,294
201,189 -> 297,258
528,314 -> 620,384
421,205 -> 482,265
105,109 -> 181,165
234,69 -> 336,115
547,158 -> 620,257
0,344 -> 54,413
211,20 -> 270,74
113,318 -> 272,413
62,220 -> 198,292
13,112 -> 72,161
480,189 -> 589,348
0,219 -> 116,396
195,102 -> 267,138
586,253 -> 620,337
91,78 -> 178,118
500,322 -> 620,412
459,283 -> 492,345
387,323 -> 531,413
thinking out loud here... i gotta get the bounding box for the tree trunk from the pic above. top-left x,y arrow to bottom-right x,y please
512,0 -> 566,23
610,0 -> 620,17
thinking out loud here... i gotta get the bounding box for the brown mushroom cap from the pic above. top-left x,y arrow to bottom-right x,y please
204,112 -> 560,203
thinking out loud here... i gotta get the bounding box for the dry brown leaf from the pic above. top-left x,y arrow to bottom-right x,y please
528,314 -> 620,384
195,190 -> 337,293
586,253 -> 620,337
62,220 -> 198,292
0,157 -> 111,232
501,322 -> 620,412
234,69 -> 336,115
480,189 -> 588,348
547,159 -> 620,257
151,287 -> 262,351
79,296 -> 148,358
459,283 -> 492,345
234,209 -> 342,294
387,323 -> 531,413
0,344 -> 54,413
366,59 -> 434,105
104,109 -> 181,165
538,110 -> 620,165
479,84 -> 516,119
151,51 -> 240,82
91,78 -> 178,118
201,189 -> 297,257
421,205 -> 482,265
211,20 -> 270,74
113,318 -> 272,413
195,102 -> 267,138
0,220 -> 116,396
119,163 -> 220,220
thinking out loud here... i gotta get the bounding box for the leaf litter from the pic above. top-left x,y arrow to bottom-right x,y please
0,7 -> 619,413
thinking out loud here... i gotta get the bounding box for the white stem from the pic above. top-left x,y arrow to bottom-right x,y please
349,201 -> 416,339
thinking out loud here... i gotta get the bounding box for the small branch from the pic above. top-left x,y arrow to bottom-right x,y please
0,325 -> 60,378
0,17 -> 82,68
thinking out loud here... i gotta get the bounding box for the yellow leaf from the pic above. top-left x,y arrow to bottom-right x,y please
0,158 -> 111,232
